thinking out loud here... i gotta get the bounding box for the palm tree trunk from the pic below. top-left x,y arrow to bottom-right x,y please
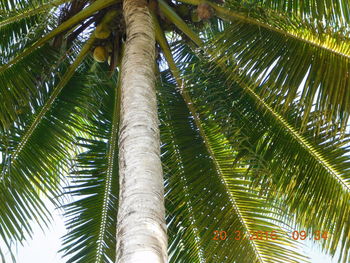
116,0 -> 167,262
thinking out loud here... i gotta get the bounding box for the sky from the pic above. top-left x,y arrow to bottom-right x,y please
3,206 -> 66,263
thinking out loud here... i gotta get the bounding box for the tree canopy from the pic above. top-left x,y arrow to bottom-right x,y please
1,0 -> 350,262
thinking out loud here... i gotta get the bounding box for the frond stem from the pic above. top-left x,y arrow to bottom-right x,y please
158,0 -> 202,46
153,14 -> 205,261
95,49 -> 121,263
180,88 -> 265,263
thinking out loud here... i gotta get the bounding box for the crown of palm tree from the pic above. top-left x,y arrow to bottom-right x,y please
1,0 -> 350,262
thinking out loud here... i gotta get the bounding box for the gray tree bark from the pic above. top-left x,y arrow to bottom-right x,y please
116,0 -> 167,262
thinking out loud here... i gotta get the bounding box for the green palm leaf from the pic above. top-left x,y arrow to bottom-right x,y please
250,0 -> 350,24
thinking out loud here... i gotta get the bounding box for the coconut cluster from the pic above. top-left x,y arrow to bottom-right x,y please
92,10 -> 119,63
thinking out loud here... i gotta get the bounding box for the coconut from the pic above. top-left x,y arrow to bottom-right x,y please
93,46 -> 108,63
95,24 -> 111,39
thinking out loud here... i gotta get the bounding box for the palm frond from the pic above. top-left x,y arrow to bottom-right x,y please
1,36 -> 93,166
180,0 -> 350,58
172,0 -> 350,133
0,0 -> 70,28
183,58 -> 350,262
0,11 -> 53,59
0,44 -> 60,129
0,38 -> 95,259
207,18 -> 350,132
0,0 -> 56,12
60,65 -> 119,263
246,0 -> 350,25
159,71 -> 309,263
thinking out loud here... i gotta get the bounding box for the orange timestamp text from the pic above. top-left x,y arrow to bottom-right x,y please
212,230 -> 329,241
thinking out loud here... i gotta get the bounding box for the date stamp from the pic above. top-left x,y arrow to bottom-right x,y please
212,230 -> 329,241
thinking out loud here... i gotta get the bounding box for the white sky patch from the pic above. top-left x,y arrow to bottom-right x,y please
4,201 -> 66,263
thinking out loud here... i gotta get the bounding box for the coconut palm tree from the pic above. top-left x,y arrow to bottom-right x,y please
1,0 -> 350,262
